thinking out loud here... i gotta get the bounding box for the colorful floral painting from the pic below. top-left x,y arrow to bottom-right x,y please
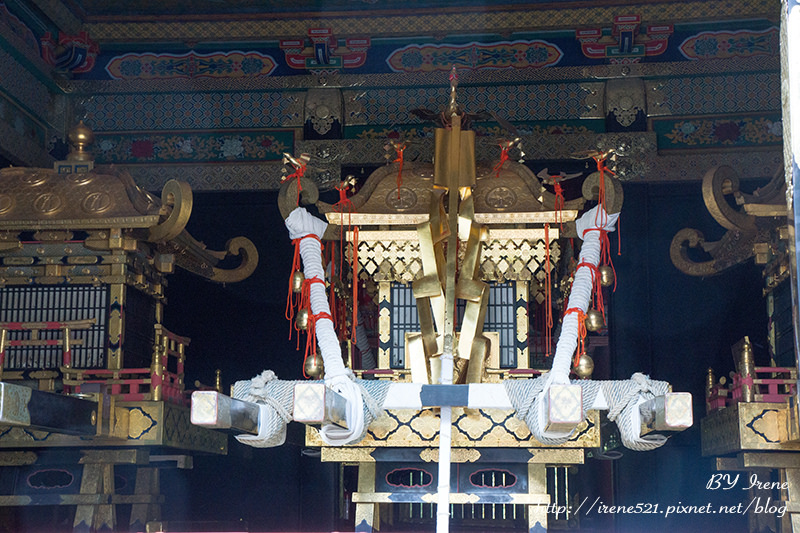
105,51 -> 277,80
654,115 -> 782,150
679,28 -> 778,60
94,130 -> 292,164
387,40 -> 562,73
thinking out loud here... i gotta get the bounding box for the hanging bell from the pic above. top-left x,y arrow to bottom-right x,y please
574,353 -> 594,379
304,354 -> 325,379
296,308 -> 309,330
584,308 -> 605,332
599,265 -> 614,288
292,271 -> 305,293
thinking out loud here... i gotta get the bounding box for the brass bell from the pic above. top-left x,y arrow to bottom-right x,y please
304,354 -> 325,379
599,265 -> 614,288
291,271 -> 305,293
296,308 -> 309,330
574,353 -> 594,379
584,308 -> 605,332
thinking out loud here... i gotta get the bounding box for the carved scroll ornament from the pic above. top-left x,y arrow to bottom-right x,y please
670,166 -> 785,277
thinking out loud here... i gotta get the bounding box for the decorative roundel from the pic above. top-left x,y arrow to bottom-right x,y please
33,192 -> 63,214
385,187 -> 418,211
81,191 -> 113,214
64,173 -> 94,186
0,194 -> 13,215
485,185 -> 517,210
19,171 -> 47,186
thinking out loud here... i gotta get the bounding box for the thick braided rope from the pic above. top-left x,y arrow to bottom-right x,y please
504,378 -> 602,445
603,373 -> 670,451
286,207 -> 368,445
504,375 -> 669,451
516,206 -> 618,445
232,370 -> 297,448
354,379 -> 392,441
550,206 -> 618,382
230,371 -> 391,448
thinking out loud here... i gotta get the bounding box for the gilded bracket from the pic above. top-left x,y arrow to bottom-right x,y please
209,236 -> 259,283
148,180 -> 193,243
277,175 -> 341,241
670,166 -> 785,277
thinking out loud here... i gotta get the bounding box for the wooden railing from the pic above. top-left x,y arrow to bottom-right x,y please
0,319 -> 96,383
61,324 -> 190,405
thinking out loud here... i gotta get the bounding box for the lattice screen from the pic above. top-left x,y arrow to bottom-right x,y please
0,285 -> 108,369
389,281 -> 517,368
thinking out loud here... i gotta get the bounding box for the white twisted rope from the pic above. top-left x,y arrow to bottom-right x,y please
285,207 -> 375,445
232,370 -> 295,448
525,206 -> 618,444
549,205 -> 618,384
229,370 -> 390,448
503,374 -> 671,451
603,373 -> 670,451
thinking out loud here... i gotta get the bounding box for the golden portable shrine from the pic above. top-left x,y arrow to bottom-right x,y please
186,72 -> 695,533
3,0 -> 800,530
0,123 -> 257,532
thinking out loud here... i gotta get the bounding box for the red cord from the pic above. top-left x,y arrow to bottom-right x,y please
493,144 -> 510,177
281,160 -> 307,206
563,307 -> 587,368
577,261 -> 604,323
553,180 -> 565,230
544,224 -> 553,357
393,143 -> 407,197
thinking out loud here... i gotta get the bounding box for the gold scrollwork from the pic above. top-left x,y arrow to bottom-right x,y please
210,236 -> 260,283
670,166 -> 784,277
148,180 -> 193,243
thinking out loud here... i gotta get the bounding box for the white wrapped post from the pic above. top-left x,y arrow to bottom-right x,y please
532,205 -> 619,444
285,208 -> 366,445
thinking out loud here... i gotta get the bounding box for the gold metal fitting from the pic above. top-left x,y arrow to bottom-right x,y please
296,308 -> 309,330
599,265 -> 614,287
304,354 -> 324,379
292,271 -> 305,293
584,308 -> 605,332
574,353 -> 594,379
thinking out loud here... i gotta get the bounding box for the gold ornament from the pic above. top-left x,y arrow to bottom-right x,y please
296,308 -> 309,330
574,353 -> 594,379
67,121 -> 95,162
292,271 -> 305,292
304,355 -> 325,379
599,265 -> 614,287
584,308 -> 605,332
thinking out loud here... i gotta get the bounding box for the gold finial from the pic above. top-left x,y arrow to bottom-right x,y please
67,121 -> 95,162
447,66 -> 459,117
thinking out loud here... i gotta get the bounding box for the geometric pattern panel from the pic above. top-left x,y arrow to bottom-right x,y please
82,1 -> 778,42
658,73 -> 780,115
83,91 -> 290,131
357,234 -> 558,284
306,408 -> 599,448
355,83 -> 587,125
0,48 -> 54,125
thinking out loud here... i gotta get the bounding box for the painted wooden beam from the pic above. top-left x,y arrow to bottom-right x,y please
0,382 -> 96,435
